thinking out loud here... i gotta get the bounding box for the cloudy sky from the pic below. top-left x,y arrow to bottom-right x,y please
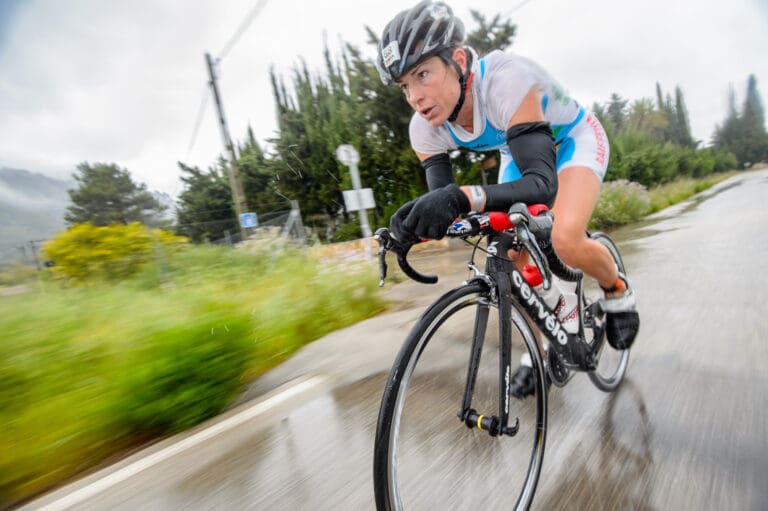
1,0 -> 766,197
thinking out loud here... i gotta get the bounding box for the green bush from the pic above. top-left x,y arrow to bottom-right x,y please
111,308 -> 253,433
590,179 -> 651,229
605,128 -> 737,186
331,221 -> 364,242
706,147 -> 739,173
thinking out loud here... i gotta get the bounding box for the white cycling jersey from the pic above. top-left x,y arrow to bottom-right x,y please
409,48 -> 609,183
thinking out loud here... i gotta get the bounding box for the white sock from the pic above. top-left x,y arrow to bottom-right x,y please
520,352 -> 532,367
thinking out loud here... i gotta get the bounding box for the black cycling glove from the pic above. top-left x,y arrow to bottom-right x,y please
390,184 -> 470,241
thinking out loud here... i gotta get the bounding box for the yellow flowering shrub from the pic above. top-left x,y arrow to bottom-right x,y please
42,223 -> 188,285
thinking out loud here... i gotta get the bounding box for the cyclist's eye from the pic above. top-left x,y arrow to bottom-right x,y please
419,70 -> 429,80
399,83 -> 409,95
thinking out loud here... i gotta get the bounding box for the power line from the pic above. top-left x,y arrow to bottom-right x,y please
503,0 -> 536,16
185,84 -> 211,162
184,0 -> 270,174
217,0 -> 269,61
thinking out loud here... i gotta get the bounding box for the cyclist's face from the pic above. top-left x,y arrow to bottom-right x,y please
398,56 -> 460,127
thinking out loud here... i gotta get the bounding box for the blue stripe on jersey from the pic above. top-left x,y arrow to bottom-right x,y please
556,136 -> 576,167
500,159 -> 523,183
446,118 -> 506,151
500,135 -> 576,184
552,108 -> 585,144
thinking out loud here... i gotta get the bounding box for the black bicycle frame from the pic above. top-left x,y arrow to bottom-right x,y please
457,230 -> 602,436
458,232 -> 521,437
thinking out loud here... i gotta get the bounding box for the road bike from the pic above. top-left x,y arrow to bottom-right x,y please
372,203 -> 631,510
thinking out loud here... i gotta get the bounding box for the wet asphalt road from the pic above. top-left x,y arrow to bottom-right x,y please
25,168 -> 768,510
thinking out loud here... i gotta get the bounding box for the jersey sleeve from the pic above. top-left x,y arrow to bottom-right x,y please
483,52 -> 542,130
409,113 -> 457,155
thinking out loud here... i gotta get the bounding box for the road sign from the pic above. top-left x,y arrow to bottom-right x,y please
335,143 -> 372,258
239,212 -> 258,228
336,144 -> 360,166
343,188 -> 376,211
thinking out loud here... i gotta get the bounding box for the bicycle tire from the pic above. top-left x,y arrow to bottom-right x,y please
585,232 -> 631,391
373,282 -> 547,510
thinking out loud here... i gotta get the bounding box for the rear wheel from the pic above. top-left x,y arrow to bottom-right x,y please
373,283 -> 547,510
584,232 -> 631,391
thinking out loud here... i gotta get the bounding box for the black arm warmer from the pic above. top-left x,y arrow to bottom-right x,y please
483,121 -> 558,209
421,153 -> 455,191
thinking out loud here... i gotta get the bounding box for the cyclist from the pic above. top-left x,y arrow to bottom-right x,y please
376,0 -> 639,397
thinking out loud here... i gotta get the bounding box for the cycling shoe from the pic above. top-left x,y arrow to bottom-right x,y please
509,364 -> 550,399
600,274 -> 640,350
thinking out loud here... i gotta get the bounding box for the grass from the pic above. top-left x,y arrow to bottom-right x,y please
0,244 -> 385,506
589,171 -> 739,230
646,172 -> 738,213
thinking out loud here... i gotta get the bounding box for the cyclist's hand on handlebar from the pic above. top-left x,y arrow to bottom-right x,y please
391,184 -> 471,241
389,198 -> 420,244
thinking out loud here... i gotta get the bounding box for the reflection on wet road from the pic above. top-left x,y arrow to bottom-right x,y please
27,169 -> 768,510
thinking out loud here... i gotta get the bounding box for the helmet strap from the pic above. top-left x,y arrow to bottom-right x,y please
443,49 -> 473,123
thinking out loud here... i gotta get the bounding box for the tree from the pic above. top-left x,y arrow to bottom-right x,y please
465,10 -> 516,56
65,162 -> 165,227
174,162 -> 237,242
713,75 -> 768,167
673,86 -> 695,147
627,98 -> 667,136
605,93 -> 629,133
740,74 -> 768,165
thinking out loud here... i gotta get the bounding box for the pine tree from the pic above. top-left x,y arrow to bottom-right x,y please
65,162 -> 165,227
465,10 -> 517,56
606,93 -> 629,133
673,86 -> 695,147
713,75 -> 768,167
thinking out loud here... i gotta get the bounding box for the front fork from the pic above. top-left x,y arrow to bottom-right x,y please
458,272 -> 523,437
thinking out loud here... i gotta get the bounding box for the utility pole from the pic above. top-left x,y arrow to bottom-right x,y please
205,52 -> 249,241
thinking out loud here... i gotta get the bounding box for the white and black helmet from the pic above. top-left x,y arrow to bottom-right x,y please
376,1 -> 466,86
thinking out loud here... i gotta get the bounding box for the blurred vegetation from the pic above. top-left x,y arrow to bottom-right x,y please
646,173 -> 738,214
589,180 -> 651,229
0,243 -> 384,506
588,171 -> 739,229
0,262 -> 38,287
42,223 -> 188,286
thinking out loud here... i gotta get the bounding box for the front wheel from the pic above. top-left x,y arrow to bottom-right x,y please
584,231 -> 631,391
373,282 -> 546,510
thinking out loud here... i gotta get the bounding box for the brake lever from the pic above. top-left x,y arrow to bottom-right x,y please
516,223 -> 553,290
374,228 -> 391,287
373,227 -> 438,286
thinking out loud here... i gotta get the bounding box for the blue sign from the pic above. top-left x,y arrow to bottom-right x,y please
239,212 -> 258,228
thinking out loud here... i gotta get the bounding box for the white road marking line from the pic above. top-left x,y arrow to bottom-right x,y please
32,375 -> 327,511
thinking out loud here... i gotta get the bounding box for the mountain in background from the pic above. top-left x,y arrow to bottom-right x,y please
0,167 -> 72,262
0,167 -> 179,263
